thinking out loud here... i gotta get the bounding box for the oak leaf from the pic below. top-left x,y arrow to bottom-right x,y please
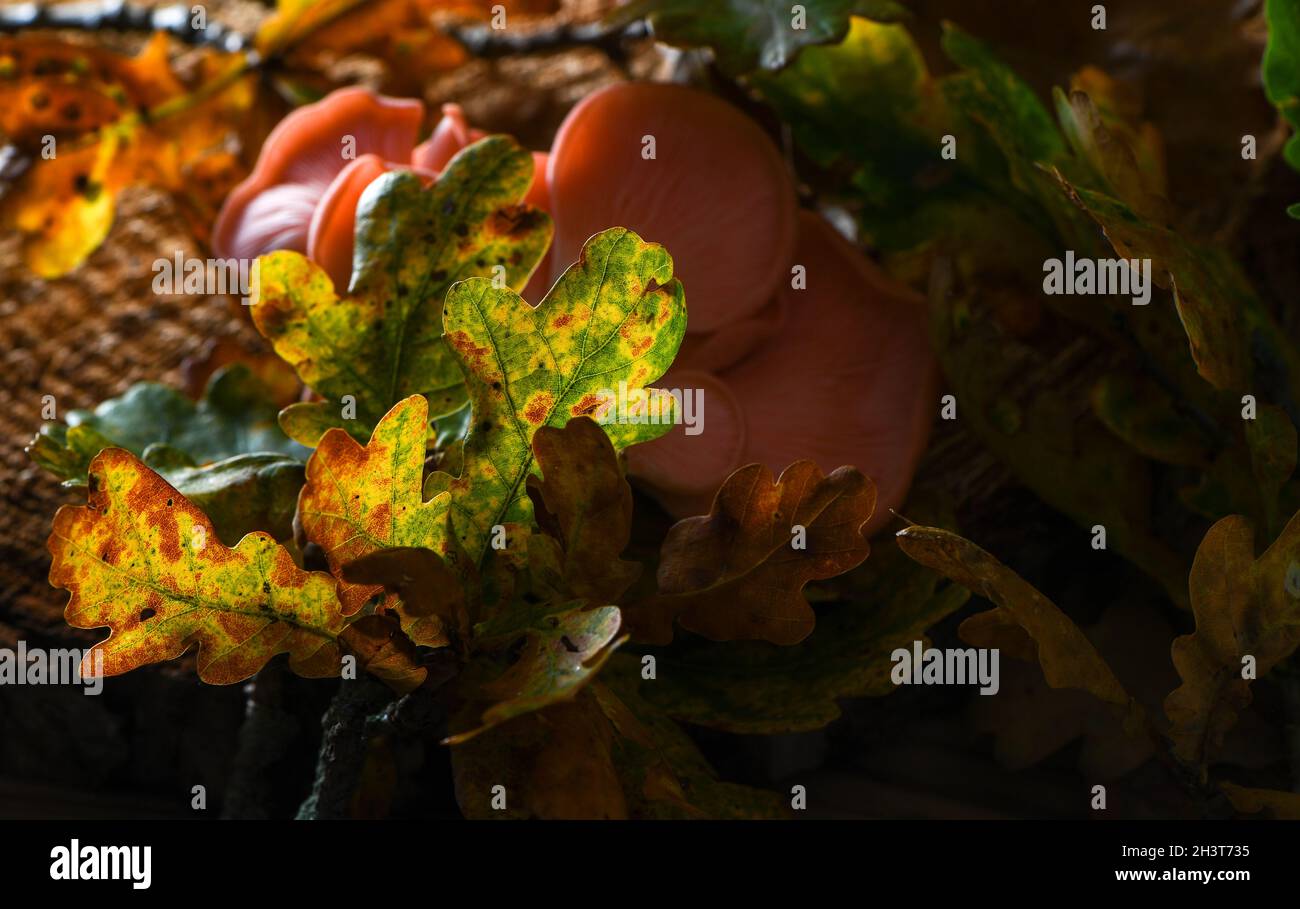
48,448 -> 356,684
298,395 -> 455,643
450,692 -> 628,819
28,364 -> 305,485
0,34 -> 252,275
446,599 -> 624,744
626,460 -> 876,646
897,525 -> 1137,715
616,0 -> 908,76
638,506 -> 969,733
440,226 -> 686,562
251,136 -> 551,446
593,658 -> 788,819
1164,512 -> 1300,779
28,366 -> 308,544
525,417 -> 641,605
1221,782 -> 1300,819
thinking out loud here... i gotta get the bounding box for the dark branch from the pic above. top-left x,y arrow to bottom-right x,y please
442,18 -> 651,62
0,1 -> 253,53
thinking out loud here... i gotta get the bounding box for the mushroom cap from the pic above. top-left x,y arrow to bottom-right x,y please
629,211 -> 938,535
624,369 -> 747,518
546,82 -> 797,334
306,154 -> 392,292
411,103 -> 481,172
212,87 -> 423,261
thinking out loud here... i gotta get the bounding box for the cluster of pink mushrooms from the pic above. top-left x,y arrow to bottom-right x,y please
213,82 -> 937,535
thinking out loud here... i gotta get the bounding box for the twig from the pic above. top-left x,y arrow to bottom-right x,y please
296,676 -> 394,821
0,1 -> 252,53
443,18 -> 650,63
0,1 -> 653,63
221,662 -> 300,819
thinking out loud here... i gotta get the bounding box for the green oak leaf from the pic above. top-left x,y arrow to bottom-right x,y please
439,226 -> 686,562
26,364 -> 308,545
162,453 -> 305,547
1052,172 -> 1300,409
939,24 -> 1070,209
618,0 -> 908,76
27,364 -> 306,485
250,135 -> 552,447
1265,0 -> 1300,215
447,598 -> 624,744
753,17 -> 997,254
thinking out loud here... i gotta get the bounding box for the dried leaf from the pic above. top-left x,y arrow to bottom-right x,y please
1053,80 -> 1168,222
628,460 -> 875,646
638,516 -> 969,734
0,34 -> 252,275
338,614 -> 427,693
343,547 -> 468,646
525,417 -> 641,605
897,525 -> 1134,711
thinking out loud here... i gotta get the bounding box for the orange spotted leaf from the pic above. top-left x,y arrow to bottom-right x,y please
298,395 -> 455,646
440,227 -> 686,562
251,137 -> 551,445
47,448 -> 353,684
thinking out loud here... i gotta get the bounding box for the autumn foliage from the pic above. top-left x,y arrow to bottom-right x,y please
10,0 -> 1300,820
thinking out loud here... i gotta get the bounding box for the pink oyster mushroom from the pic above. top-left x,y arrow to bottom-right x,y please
216,82 -> 936,535
545,82 -> 937,535
212,87 -> 549,294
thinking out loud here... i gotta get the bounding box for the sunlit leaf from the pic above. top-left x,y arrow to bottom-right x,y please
298,395 -> 454,643
47,449 -> 355,683
251,137 -> 551,446
440,226 -> 685,562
